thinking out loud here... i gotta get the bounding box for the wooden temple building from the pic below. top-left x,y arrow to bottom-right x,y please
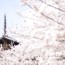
0,15 -> 19,50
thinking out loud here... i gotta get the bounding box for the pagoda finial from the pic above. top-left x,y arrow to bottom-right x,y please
4,14 -> 6,36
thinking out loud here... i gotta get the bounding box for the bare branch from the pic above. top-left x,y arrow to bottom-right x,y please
41,12 -> 64,26
33,5 -> 39,11
41,12 -> 54,21
39,0 -> 65,13
26,3 -> 33,9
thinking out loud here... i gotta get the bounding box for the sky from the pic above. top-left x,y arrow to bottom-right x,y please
0,0 -> 29,37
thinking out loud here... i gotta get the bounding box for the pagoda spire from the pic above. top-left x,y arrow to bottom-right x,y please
4,14 -> 6,36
